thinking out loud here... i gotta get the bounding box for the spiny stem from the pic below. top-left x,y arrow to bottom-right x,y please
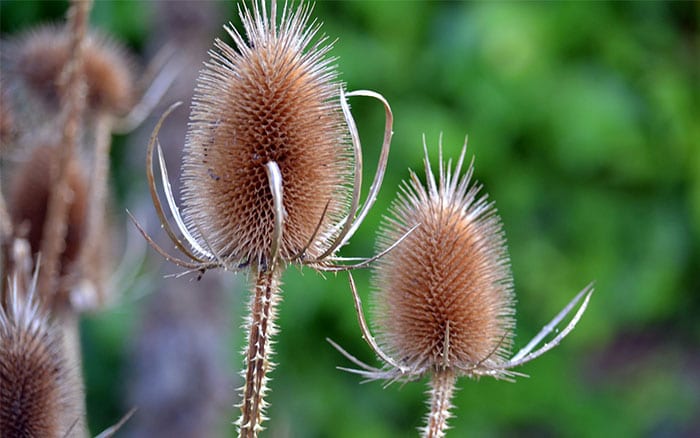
237,266 -> 282,437
38,0 -> 92,302
423,369 -> 457,438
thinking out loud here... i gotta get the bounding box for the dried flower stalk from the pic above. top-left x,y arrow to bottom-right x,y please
37,0 -> 92,302
332,138 -> 593,437
134,2 -> 397,435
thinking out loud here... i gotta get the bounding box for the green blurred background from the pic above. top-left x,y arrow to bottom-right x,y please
1,1 -> 698,437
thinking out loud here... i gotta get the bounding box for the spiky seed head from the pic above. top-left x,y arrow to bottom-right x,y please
372,143 -> 515,375
0,276 -> 80,437
180,2 -> 351,268
4,25 -> 134,114
8,144 -> 88,281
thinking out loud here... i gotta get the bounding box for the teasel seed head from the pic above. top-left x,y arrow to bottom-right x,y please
372,140 -> 515,375
3,24 -> 134,115
8,143 -> 88,300
179,1 -> 352,268
0,262 -> 81,437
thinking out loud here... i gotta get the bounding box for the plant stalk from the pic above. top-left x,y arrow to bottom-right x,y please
423,369 -> 457,438
237,265 -> 282,437
38,0 -> 92,302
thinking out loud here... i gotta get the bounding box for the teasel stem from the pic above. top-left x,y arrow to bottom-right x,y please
237,265 -> 282,437
423,369 -> 457,438
38,0 -> 92,301
75,113 -> 111,308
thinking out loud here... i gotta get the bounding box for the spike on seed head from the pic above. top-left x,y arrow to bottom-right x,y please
372,140 -> 515,374
4,24 -> 134,114
180,1 -> 352,268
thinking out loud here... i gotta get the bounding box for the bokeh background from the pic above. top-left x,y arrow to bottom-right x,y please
1,1 -> 698,437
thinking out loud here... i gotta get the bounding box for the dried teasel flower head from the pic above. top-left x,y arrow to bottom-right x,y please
3,24 -> 134,115
138,1 -> 395,274
179,0 -> 351,268
373,139 -> 515,375
0,249 -> 82,437
332,137 -> 593,436
7,143 -> 88,300
333,136 -> 592,382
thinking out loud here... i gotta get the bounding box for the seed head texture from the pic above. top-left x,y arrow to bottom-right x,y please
0,283 -> 77,437
372,145 -> 515,374
180,3 -> 351,268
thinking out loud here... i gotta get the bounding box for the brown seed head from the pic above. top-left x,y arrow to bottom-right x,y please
372,142 -> 515,374
5,25 -> 134,114
8,143 -> 88,282
180,2 -> 351,268
0,276 -> 79,437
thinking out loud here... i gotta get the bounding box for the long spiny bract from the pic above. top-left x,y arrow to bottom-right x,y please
180,1 -> 351,269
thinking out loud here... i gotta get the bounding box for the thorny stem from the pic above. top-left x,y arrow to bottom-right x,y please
237,266 -> 282,437
38,0 -> 92,302
423,369 -> 457,438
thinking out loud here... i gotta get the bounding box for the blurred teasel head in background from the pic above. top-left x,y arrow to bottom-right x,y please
6,142 -> 88,306
2,24 -> 135,117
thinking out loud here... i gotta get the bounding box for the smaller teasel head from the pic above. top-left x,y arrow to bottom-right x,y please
332,137 -> 592,437
3,24 -> 134,116
333,136 -> 592,383
138,1 -> 394,274
0,244 -> 82,437
372,138 -> 515,375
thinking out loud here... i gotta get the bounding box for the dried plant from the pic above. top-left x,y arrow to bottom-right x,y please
133,1 -> 402,435
331,138 -> 593,437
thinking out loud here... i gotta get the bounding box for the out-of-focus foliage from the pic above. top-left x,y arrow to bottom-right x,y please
1,1 -> 698,436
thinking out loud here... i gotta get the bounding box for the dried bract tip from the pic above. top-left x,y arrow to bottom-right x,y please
8,143 -> 88,295
180,1 -> 351,268
0,273 -> 80,437
373,140 -> 515,375
5,24 -> 134,114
